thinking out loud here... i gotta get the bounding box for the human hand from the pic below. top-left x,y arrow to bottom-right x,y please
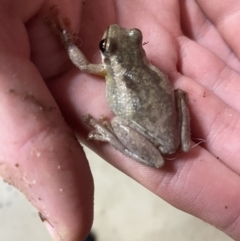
58,0 -> 239,240
0,1 -> 94,241
2,0 -> 240,240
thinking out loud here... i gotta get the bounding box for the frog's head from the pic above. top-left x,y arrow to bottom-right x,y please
99,24 -> 146,66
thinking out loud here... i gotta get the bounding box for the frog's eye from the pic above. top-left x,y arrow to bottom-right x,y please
99,38 -> 117,54
99,39 -> 107,53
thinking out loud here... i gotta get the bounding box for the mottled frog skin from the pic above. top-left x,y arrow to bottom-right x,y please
53,23 -> 191,168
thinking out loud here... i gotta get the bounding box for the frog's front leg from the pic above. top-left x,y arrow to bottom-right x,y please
65,42 -> 105,76
83,115 -> 164,168
48,17 -> 105,76
174,89 -> 191,152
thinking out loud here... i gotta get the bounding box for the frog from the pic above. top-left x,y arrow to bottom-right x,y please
51,22 -> 191,168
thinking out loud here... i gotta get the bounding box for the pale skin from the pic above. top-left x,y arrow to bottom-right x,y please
1,0 -> 240,240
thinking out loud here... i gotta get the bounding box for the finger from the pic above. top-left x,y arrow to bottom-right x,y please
177,34 -> 240,114
175,35 -> 240,174
115,0 -> 182,36
196,0 -> 240,64
175,73 -> 240,174
179,0 -> 240,72
0,54 -> 94,241
0,1 -> 93,241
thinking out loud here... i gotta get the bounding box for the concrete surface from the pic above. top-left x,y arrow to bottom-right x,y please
0,146 -> 233,241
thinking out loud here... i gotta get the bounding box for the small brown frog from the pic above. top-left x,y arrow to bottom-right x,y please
52,23 -> 191,168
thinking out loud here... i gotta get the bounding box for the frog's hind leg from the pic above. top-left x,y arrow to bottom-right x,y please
83,114 -> 124,146
174,89 -> 191,152
83,114 -> 164,168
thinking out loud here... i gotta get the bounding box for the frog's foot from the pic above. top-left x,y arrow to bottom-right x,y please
83,114 -> 128,150
45,6 -> 76,49
98,115 -> 115,133
83,114 -> 164,168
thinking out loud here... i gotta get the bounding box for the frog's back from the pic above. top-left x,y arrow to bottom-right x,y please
106,63 -> 180,153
